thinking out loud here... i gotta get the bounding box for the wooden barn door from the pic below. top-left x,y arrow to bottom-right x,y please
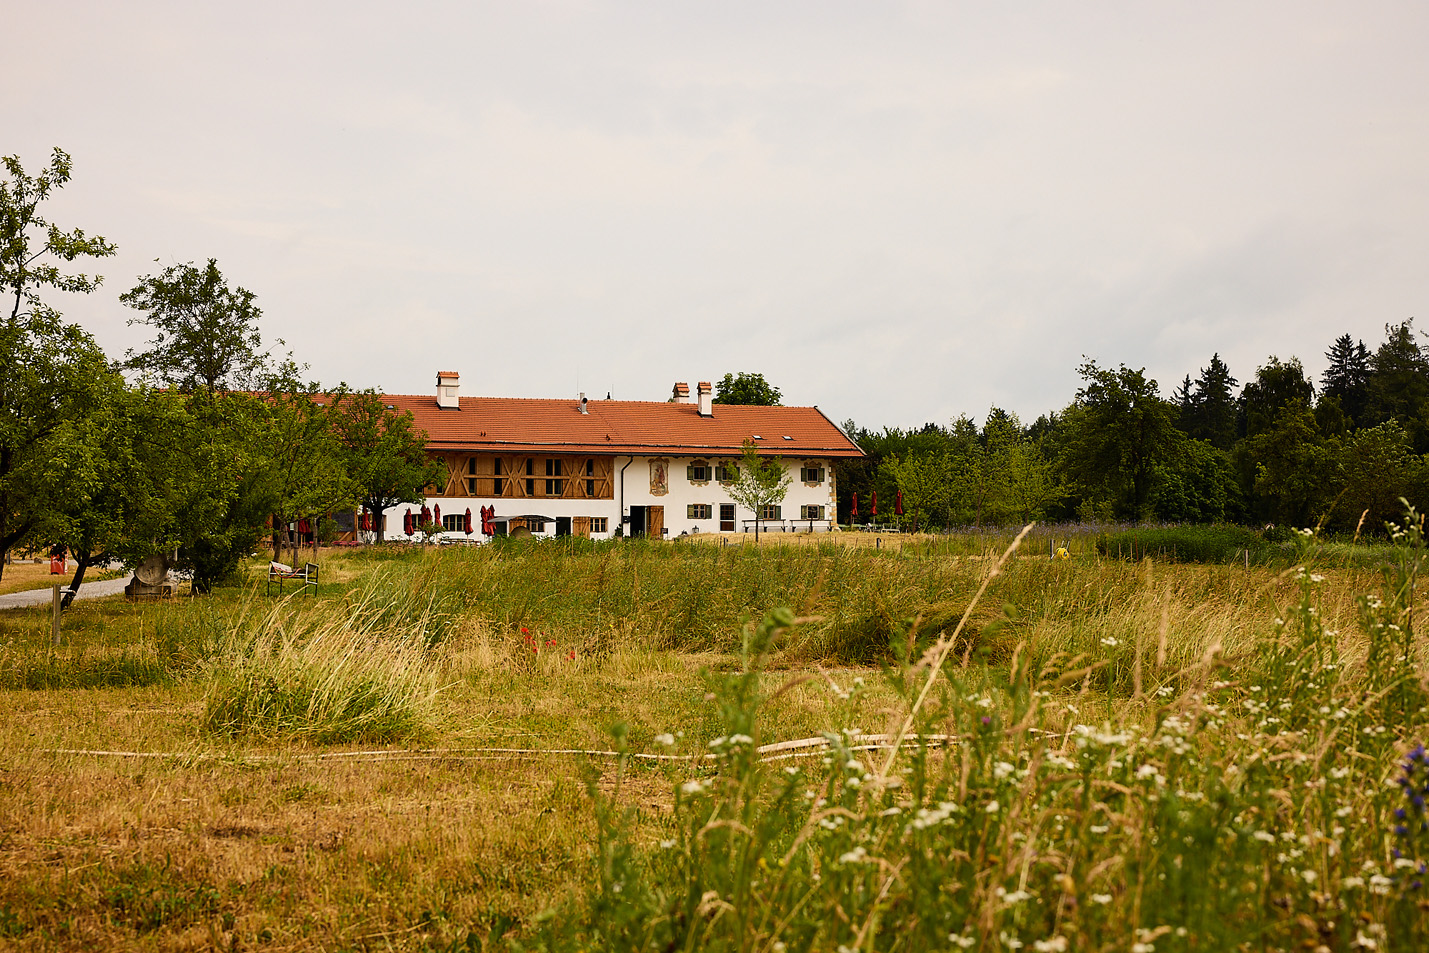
647,506 -> 664,538
573,517 -> 591,538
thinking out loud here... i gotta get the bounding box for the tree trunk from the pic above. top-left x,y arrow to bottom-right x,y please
370,499 -> 385,544
61,551 -> 93,609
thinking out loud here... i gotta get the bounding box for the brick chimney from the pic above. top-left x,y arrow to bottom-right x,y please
697,381 -> 713,417
437,371 -> 460,409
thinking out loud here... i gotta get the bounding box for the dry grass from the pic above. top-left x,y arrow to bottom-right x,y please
0,644 -> 899,950
0,560 -> 84,597
0,536 -> 1418,949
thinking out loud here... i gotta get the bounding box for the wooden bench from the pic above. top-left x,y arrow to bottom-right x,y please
267,561 -> 319,596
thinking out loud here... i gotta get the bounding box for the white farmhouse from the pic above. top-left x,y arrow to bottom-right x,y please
376,373 -> 863,540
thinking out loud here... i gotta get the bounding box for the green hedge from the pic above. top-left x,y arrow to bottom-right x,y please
1096,525 -> 1280,564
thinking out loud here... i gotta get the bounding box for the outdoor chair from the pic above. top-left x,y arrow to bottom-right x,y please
267,561 -> 319,596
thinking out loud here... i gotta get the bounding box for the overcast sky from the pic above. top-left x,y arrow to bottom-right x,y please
9,1 -> 1428,430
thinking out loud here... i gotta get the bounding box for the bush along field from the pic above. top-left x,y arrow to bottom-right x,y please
0,519 -> 1425,950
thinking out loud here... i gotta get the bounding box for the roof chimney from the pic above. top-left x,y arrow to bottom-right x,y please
436,371 -> 460,409
578,392 -> 589,414
671,381 -> 690,403
697,380 -> 713,417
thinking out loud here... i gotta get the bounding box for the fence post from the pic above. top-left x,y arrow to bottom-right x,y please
52,584 -> 62,646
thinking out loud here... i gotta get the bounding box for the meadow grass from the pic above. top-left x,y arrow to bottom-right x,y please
0,527 -> 1424,949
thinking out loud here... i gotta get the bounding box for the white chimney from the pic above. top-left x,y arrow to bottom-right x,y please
671,381 -> 691,402
437,371 -> 460,409
697,380 -> 713,416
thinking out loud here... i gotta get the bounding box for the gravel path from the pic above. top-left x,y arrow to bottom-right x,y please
0,576 -> 132,609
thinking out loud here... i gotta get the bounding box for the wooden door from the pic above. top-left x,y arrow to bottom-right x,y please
647,506 -> 664,538
720,504 -> 735,532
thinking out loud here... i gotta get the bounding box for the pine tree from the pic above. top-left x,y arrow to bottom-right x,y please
1366,320 -> 1429,452
1185,354 -> 1238,450
1321,333 -> 1372,427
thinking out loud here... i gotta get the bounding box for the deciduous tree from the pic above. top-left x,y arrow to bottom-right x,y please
1058,361 -> 1179,520
38,383 -> 193,606
724,439 -> 791,539
121,259 -> 272,393
329,390 -> 442,543
713,372 -> 782,406
262,385 -> 358,568
1240,356 -> 1314,440
0,148 -> 116,577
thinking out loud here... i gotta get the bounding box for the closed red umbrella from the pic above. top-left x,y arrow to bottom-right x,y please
464,508 -> 473,534
433,504 -> 442,527
421,505 -> 432,526
404,509 -> 414,536
870,490 -> 878,518
850,493 -> 859,519
895,490 -> 904,517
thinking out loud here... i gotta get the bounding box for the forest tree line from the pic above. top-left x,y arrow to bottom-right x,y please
835,326 -> 1429,535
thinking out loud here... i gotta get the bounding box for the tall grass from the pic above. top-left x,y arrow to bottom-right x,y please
199,593 -> 443,744
320,538 -> 1377,675
532,518 -> 1429,951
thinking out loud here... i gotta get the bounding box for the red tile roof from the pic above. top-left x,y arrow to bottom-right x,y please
381,394 -> 863,458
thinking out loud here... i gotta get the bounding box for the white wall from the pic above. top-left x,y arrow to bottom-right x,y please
407,452 -> 840,540
620,454 -> 838,537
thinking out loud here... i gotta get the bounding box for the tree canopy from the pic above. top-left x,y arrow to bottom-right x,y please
121,258 -> 271,393
713,372 -> 782,406
329,390 -> 443,544
0,148 -> 117,578
1,147 -> 116,324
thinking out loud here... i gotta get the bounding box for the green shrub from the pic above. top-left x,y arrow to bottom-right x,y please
1096,524 -> 1279,564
